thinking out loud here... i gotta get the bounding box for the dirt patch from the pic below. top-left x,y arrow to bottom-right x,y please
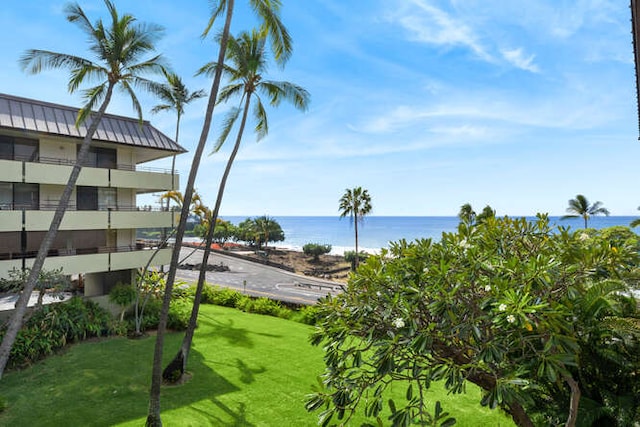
226,247 -> 352,282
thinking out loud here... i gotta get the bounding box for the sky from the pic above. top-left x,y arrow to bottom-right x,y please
1,0 -> 639,217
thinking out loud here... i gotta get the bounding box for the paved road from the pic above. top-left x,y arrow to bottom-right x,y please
173,248 -> 344,305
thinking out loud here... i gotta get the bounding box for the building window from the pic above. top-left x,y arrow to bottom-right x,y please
98,187 -> 117,210
77,186 -> 98,210
81,146 -> 116,169
0,183 -> 11,210
0,182 -> 39,210
0,135 -> 38,162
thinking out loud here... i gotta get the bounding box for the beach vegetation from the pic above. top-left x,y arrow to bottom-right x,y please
339,186 -> 373,269
458,203 -> 496,225
476,204 -> 496,223
195,218 -> 237,246
308,215 -> 640,427
0,0 -> 167,379
344,250 -> 370,269
303,243 -> 332,261
236,216 -> 286,250
458,203 -> 476,224
561,194 -> 610,228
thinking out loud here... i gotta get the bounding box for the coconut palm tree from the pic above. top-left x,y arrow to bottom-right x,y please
0,0 -> 165,379
458,203 -> 476,224
561,194 -> 610,229
339,187 -> 373,269
151,71 -> 206,188
159,28 -> 309,390
147,1 -> 292,422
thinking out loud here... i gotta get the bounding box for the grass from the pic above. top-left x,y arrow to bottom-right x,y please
0,305 -> 515,426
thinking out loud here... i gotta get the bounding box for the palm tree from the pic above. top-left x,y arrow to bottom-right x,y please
561,194 -> 610,229
159,28 -> 309,390
339,187 -> 373,269
458,203 -> 476,224
151,70 -> 206,188
0,0 -> 165,379
147,0 -> 292,421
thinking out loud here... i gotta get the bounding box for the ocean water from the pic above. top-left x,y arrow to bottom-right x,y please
223,216 -> 639,255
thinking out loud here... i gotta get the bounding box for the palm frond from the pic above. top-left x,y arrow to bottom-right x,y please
252,97 -> 268,141
250,0 -> 292,65
202,0 -> 227,38
119,80 -> 143,123
259,80 -> 310,110
77,83 -> 108,127
195,61 -> 235,78
216,83 -> 244,105
19,50 -> 93,75
213,107 -> 241,153
64,2 -> 97,37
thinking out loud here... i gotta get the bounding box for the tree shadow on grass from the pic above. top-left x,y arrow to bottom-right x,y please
159,349 -> 255,426
195,311 -> 282,349
0,335 -> 251,426
236,358 -> 266,384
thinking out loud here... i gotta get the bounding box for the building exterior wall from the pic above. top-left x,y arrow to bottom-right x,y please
0,94 -> 183,296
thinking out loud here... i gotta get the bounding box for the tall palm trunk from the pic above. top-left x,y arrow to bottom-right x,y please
354,219 -> 360,269
146,1 -> 234,425
0,83 -> 115,378
164,93 -> 252,381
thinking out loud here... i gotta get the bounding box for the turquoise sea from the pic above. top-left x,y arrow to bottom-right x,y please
223,216 -> 639,255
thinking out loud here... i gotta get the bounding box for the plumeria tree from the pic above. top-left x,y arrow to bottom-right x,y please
307,215 -> 640,427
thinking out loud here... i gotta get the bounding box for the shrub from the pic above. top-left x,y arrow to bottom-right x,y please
290,305 -> 322,325
203,286 -> 243,307
109,282 -> 137,321
236,296 -> 290,318
0,395 -> 6,413
167,298 -> 191,330
343,250 -> 369,269
303,243 -> 332,261
3,297 -> 118,368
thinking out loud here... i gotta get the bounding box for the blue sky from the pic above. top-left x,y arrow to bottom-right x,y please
1,0 -> 639,216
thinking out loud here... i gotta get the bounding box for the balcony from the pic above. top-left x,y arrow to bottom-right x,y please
0,205 -> 175,231
2,156 -> 177,192
0,244 -> 172,276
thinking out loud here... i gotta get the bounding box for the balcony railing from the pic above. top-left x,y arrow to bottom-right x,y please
0,203 -> 171,212
0,242 -> 167,261
2,153 -> 176,175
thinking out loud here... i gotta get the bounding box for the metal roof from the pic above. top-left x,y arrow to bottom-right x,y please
0,93 -> 187,153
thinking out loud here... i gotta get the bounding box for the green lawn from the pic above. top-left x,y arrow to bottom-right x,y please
0,305 -> 514,426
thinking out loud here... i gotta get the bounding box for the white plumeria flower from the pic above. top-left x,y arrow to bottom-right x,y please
376,291 -> 381,297
498,303 -> 507,312
484,285 -> 491,292
459,239 -> 471,249
578,233 -> 589,241
506,315 -> 516,323
392,318 -> 405,328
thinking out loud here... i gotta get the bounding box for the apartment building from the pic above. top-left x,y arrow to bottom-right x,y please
0,93 -> 186,298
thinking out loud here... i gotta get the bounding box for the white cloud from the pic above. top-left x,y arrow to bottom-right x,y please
389,0 -> 492,61
500,48 -> 540,73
